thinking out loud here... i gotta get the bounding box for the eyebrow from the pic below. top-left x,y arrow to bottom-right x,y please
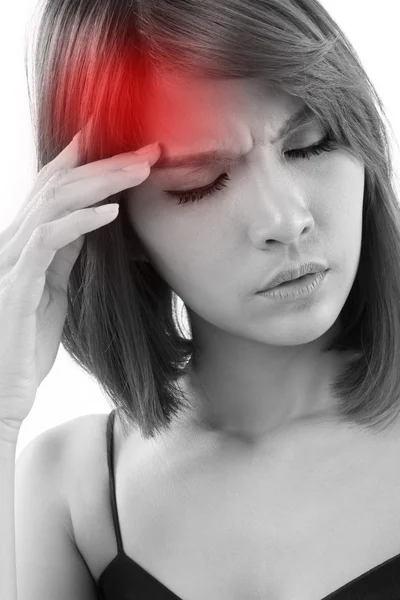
152,104 -> 317,171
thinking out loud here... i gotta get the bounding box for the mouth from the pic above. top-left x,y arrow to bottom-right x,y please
257,262 -> 329,293
269,272 -> 317,289
258,268 -> 329,293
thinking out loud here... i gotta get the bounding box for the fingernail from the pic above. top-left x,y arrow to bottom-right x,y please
135,142 -> 160,156
121,161 -> 150,172
74,116 -> 95,142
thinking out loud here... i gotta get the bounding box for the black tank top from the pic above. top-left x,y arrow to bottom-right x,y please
97,409 -> 400,599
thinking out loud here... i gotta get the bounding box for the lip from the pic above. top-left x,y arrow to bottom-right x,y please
258,261 -> 329,292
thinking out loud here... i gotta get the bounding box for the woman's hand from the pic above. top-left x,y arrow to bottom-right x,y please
0,129 -> 160,437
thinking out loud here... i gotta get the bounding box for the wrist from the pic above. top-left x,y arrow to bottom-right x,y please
0,419 -> 21,447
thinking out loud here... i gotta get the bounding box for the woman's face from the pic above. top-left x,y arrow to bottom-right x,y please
125,75 -> 365,347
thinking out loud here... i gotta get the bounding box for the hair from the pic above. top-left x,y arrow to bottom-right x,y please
24,0 -> 400,440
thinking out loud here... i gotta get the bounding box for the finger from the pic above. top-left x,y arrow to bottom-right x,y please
1,164 -> 151,269
0,125 -> 89,247
1,137 -> 159,248
8,204 -> 121,315
55,144 -> 161,185
30,120 -> 96,204
0,132 -> 159,266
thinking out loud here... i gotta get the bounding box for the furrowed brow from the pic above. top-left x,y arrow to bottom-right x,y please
152,105 -> 317,171
272,104 -> 317,143
152,150 -> 239,171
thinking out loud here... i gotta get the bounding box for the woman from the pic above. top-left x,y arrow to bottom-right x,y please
1,0 -> 400,598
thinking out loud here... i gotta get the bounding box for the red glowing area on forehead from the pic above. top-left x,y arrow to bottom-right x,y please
141,74 -> 250,162
75,59 -> 312,170
76,68 -> 245,164
138,74 -> 314,172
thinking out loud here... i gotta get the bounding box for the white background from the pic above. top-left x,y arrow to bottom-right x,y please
1,1 -> 399,458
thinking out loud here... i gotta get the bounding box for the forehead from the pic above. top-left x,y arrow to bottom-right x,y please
141,74 -> 304,152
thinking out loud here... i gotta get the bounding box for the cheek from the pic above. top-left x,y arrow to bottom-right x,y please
125,186 -> 209,280
316,153 -> 365,225
125,184 -> 178,250
125,177 -> 224,256
320,155 -> 364,282
341,157 -> 365,230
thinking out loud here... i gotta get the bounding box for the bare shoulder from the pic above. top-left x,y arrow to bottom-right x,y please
59,411 -> 144,577
58,411 -> 141,482
29,413 -> 110,468
16,414 -> 110,500
61,411 -> 145,500
14,413 -> 142,599
18,411 -> 140,505
60,412 -> 111,452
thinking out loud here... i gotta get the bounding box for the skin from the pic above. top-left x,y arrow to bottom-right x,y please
124,74 -> 365,452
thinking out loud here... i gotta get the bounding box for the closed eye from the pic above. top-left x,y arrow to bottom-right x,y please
165,129 -> 338,206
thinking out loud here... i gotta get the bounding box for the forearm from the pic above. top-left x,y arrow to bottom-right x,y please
0,431 -> 19,600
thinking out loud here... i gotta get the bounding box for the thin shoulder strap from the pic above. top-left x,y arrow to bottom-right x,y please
106,408 -> 124,554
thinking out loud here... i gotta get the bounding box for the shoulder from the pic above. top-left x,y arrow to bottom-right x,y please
58,411 -> 143,494
50,411 -> 132,479
18,411 -> 137,498
16,413 -> 111,495
24,413 -> 110,462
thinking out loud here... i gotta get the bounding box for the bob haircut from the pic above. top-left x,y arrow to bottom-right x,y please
25,0 -> 400,440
